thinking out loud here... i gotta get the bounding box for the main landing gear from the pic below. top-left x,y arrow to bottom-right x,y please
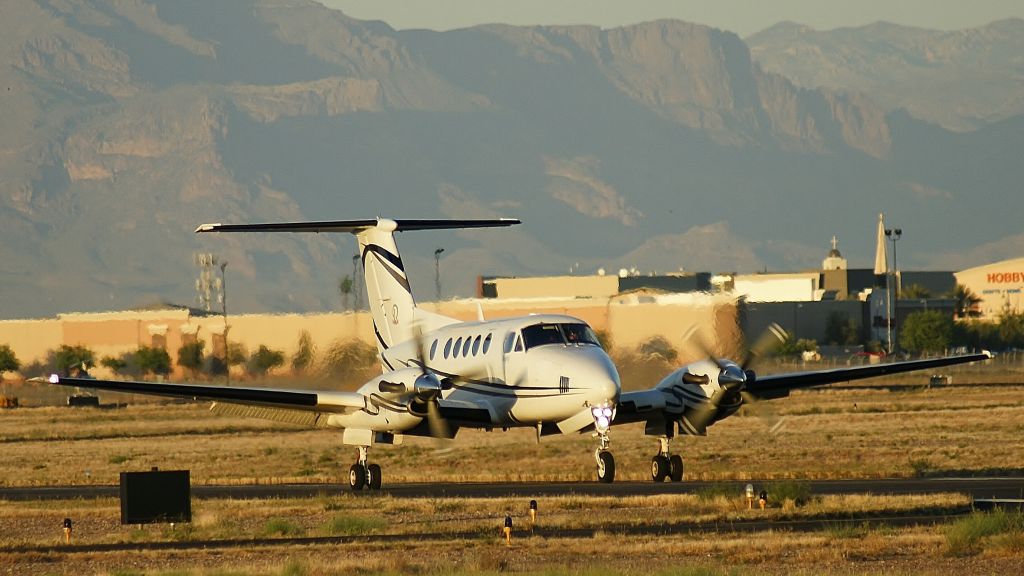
651,436 -> 683,482
348,446 -> 382,490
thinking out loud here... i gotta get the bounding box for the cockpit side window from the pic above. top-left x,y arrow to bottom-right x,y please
503,332 -> 516,354
561,323 -> 601,347
514,334 -> 524,352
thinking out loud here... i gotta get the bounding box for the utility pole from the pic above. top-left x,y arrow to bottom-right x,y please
351,254 -> 361,310
885,227 -> 902,354
434,247 -> 445,301
219,261 -> 229,386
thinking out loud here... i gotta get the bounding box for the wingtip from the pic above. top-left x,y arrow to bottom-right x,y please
195,223 -> 221,233
982,349 -> 994,359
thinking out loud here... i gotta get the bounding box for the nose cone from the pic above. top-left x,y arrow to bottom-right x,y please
529,345 -> 620,403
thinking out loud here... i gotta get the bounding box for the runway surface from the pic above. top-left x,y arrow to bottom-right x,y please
2,477 -> 1022,501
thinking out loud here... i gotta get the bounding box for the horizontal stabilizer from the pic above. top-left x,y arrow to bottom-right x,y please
196,218 -> 520,234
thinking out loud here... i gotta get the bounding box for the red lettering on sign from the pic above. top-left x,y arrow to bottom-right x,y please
987,272 -> 1024,284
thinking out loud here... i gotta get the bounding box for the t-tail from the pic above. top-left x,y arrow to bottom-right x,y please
196,217 -> 519,356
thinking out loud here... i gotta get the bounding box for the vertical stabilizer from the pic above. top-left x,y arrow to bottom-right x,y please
355,220 -> 416,351
196,217 -> 520,358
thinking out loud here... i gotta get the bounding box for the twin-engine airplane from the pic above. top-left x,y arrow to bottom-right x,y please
47,218 -> 990,489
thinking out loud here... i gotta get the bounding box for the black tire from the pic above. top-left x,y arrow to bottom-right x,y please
367,463 -> 382,490
597,451 -> 616,483
669,454 -> 684,482
349,464 -> 366,490
651,455 -> 670,482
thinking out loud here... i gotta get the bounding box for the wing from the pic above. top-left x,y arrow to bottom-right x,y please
45,375 -> 365,413
745,352 -> 992,400
613,351 -> 991,428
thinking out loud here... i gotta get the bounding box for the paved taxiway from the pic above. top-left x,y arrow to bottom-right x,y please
2,477 -> 1021,501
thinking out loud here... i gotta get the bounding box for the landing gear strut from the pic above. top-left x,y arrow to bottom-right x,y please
592,405 -> 616,483
651,436 -> 683,482
595,434 -> 615,483
349,446 -> 382,490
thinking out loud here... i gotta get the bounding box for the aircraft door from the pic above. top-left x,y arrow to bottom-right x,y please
502,331 -> 528,387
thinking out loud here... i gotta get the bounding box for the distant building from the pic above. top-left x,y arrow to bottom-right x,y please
478,272 -> 710,299
955,257 -> 1024,318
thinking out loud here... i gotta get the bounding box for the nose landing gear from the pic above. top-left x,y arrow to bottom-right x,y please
591,405 -> 616,483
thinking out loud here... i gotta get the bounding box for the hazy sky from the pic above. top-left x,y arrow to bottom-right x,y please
317,0 -> 1023,36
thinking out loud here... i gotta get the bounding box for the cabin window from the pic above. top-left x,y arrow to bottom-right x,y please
453,337 -> 463,358
482,333 -> 492,354
462,336 -> 472,357
429,339 -> 438,360
444,338 -> 453,359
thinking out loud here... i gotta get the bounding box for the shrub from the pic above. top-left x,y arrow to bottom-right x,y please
50,344 -> 95,376
291,330 -> 316,373
637,335 -> 678,363
248,345 -> 285,376
135,346 -> 171,377
262,517 -> 304,537
0,344 -> 20,374
322,339 -> 378,379
177,341 -> 205,375
945,510 -> 1023,557
323,515 -> 385,536
767,480 -> 812,507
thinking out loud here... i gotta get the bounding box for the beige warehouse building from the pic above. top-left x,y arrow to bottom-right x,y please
955,257 -> 1024,318
0,293 -> 739,380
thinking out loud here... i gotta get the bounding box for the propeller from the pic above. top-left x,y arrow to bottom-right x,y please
408,321 -> 453,442
680,323 -> 788,433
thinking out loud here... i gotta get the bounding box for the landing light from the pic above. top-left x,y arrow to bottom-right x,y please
49,374 -> 60,384
592,406 -> 614,432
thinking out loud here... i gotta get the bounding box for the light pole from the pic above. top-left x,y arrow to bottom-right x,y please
434,248 -> 445,301
351,254 -> 361,310
219,261 -> 229,385
885,228 -> 902,354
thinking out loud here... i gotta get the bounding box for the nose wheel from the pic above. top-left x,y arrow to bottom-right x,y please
596,449 -> 615,483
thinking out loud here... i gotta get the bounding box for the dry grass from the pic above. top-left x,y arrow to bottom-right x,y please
2,376 -> 1024,486
2,365 -> 1023,574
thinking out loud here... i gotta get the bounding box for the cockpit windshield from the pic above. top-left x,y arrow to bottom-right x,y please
520,323 -> 602,350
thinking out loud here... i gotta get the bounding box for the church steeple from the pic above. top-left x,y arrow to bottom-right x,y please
823,235 -> 847,270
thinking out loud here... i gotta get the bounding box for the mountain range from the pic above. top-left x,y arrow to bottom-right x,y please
1,0 -> 1021,318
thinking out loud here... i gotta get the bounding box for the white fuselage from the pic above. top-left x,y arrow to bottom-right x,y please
329,314 -> 620,436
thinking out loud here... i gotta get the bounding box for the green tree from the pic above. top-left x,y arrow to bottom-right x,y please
637,336 -> 677,363
177,341 -> 205,376
291,330 -> 316,373
248,345 -> 285,376
777,336 -> 817,356
323,339 -> 378,379
824,312 -> 860,345
339,275 -> 353,310
900,284 -> 932,299
997,309 -> 1024,350
135,347 -> 171,376
51,344 -> 95,376
100,356 -> 128,374
0,344 -> 20,375
949,284 -> 981,319
900,311 -> 954,355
